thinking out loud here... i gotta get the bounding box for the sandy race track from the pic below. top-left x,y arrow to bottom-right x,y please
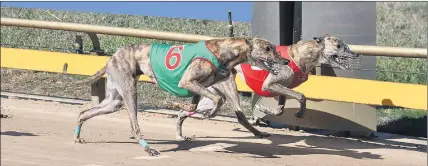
1,97 -> 426,166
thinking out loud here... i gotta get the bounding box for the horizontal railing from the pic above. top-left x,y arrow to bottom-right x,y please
1,17 -> 427,58
1,17 -> 427,110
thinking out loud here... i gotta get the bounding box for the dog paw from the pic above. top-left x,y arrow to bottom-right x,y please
145,147 -> 161,156
255,132 -> 271,138
248,118 -> 259,125
295,110 -> 305,119
73,138 -> 86,144
176,135 -> 195,141
202,98 -> 223,119
201,111 -> 215,119
175,136 -> 185,141
273,105 -> 285,116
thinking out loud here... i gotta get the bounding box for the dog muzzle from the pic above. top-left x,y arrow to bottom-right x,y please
330,54 -> 361,71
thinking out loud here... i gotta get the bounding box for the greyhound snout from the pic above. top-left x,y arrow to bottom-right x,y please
252,57 -> 278,75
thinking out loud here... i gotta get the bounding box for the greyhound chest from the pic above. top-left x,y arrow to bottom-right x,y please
240,45 -> 309,97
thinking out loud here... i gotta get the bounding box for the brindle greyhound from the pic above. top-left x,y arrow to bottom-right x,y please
73,37 -> 288,156
178,35 -> 360,140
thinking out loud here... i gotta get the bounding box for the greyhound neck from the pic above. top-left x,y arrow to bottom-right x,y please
286,46 -> 306,74
287,43 -> 322,74
204,40 -> 233,69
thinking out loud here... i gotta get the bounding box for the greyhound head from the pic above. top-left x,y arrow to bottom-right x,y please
314,35 -> 361,71
245,37 -> 289,75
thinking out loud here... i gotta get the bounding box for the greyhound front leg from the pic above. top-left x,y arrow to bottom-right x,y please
266,83 -> 306,118
179,80 -> 224,116
176,103 -> 213,141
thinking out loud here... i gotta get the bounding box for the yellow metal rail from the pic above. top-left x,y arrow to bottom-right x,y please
1,17 -> 427,58
1,47 -> 426,110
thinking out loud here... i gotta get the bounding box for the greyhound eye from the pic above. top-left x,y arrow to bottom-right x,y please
265,47 -> 271,52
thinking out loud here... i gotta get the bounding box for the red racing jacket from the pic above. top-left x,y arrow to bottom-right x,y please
240,46 -> 309,97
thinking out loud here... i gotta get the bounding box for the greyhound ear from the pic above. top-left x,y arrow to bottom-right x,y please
245,37 -> 254,46
313,37 -> 323,43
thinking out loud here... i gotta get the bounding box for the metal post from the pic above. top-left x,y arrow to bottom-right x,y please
87,33 -> 105,56
86,33 -> 106,106
67,35 -> 82,80
227,11 -> 234,38
73,35 -> 83,54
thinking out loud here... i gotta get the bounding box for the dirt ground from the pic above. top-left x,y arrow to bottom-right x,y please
1,97 -> 426,166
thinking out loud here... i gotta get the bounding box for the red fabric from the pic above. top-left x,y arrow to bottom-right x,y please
240,63 -> 273,97
240,45 -> 309,97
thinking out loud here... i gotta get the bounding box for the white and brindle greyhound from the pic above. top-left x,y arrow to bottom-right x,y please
73,37 -> 288,156
177,34 -> 360,140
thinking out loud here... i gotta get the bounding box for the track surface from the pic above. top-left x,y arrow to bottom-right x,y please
1,97 -> 426,166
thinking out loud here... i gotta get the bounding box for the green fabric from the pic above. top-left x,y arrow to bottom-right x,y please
150,41 -> 228,97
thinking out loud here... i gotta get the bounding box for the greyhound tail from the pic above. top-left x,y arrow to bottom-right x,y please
75,65 -> 107,85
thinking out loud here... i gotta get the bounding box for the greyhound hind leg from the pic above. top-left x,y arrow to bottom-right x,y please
110,68 -> 161,156
176,110 -> 192,141
74,81 -> 123,143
